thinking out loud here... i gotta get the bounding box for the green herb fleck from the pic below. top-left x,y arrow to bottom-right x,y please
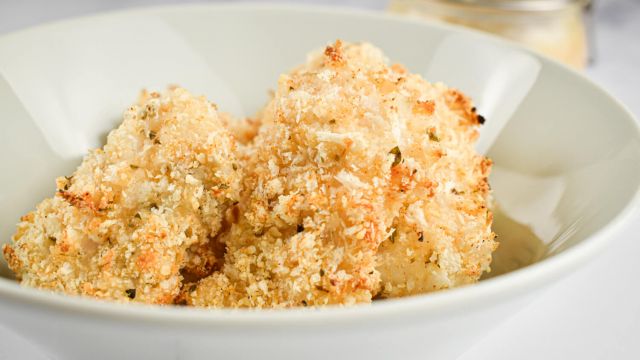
63,175 -> 73,190
389,146 -> 402,167
428,130 -> 440,142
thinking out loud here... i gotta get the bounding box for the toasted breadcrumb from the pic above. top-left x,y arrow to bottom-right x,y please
183,41 -> 495,307
220,113 -> 261,146
3,88 -> 242,304
184,41 -> 397,308
3,41 -> 495,307
375,81 -> 496,297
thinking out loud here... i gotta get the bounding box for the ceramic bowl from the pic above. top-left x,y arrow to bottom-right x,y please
0,4 -> 639,360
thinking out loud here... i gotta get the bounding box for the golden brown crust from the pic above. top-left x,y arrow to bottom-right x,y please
414,100 -> 436,116
323,39 -> 345,67
185,40 -> 496,307
4,41 -> 495,307
185,41 -> 396,308
376,80 -> 496,297
220,114 -> 261,146
4,88 -> 242,304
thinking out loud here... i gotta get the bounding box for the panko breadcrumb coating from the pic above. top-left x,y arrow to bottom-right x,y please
183,40 -> 495,308
183,41 -> 399,308
219,113 -> 261,146
3,40 -> 496,307
2,88 -> 242,304
374,65 -> 496,298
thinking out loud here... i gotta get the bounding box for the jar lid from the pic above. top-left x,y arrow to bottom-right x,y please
437,0 -> 589,12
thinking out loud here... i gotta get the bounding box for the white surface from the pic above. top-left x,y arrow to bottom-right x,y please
0,1 -> 638,359
8,6 -> 639,359
460,2 -> 640,359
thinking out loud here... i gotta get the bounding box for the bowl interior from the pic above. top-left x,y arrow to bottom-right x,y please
1,5 -> 639,282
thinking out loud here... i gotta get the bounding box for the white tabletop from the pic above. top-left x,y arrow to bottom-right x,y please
1,1 -> 638,359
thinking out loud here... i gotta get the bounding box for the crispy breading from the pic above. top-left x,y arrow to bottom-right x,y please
184,41 -> 495,307
4,41 -> 496,307
184,41 -> 400,307
3,88 -> 242,304
375,81 -> 496,297
220,113 -> 261,146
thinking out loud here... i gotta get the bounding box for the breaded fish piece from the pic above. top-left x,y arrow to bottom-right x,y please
375,73 -> 497,298
185,40 -> 496,307
3,88 -> 242,304
184,41 -> 403,307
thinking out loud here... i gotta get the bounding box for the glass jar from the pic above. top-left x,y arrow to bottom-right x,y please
389,0 -> 591,69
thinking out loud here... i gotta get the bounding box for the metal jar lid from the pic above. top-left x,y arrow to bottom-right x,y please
433,0 -> 589,12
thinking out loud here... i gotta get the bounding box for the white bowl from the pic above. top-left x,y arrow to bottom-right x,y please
1,4 -> 639,360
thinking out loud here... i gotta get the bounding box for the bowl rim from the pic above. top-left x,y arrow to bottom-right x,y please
1,2 -> 639,327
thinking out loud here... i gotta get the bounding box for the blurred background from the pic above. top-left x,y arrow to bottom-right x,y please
0,0 -> 638,115
0,1 -> 638,359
